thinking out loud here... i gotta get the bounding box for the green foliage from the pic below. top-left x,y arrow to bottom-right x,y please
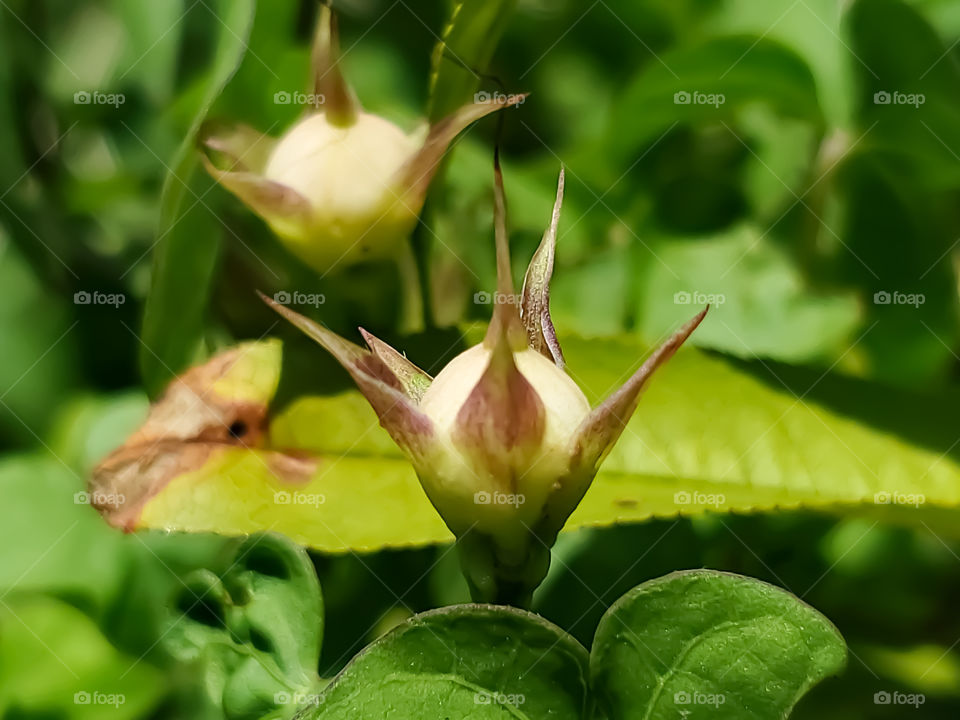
428,0 -> 518,120
163,533 -> 324,720
591,570 -> 846,719
310,604 -> 590,719
0,596 -> 164,719
139,0 -> 257,396
302,571 -> 842,719
1,0 -> 959,717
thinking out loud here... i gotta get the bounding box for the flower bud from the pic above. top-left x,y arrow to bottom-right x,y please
202,6 -> 523,273
262,158 -> 707,605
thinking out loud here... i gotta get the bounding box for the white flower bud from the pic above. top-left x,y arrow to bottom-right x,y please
416,344 -> 590,549
201,6 -> 523,273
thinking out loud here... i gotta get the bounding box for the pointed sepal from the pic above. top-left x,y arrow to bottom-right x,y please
521,167 -> 565,368
395,93 -> 527,207
483,150 -> 527,350
359,328 -> 433,403
311,4 -> 359,126
201,123 -> 275,173
200,146 -> 312,238
259,292 -> 433,457
571,307 -> 709,471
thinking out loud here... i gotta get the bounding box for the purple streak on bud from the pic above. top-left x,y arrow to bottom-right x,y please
521,167 -> 565,368
453,323 -> 546,488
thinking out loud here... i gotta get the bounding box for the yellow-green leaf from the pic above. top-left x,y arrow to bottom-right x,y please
129,331 -> 960,552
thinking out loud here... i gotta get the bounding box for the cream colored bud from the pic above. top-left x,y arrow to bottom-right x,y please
200,7 -> 524,274
415,344 -> 591,551
260,112 -> 422,269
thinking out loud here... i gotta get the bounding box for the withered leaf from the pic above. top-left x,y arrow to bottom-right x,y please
91,340 -> 314,530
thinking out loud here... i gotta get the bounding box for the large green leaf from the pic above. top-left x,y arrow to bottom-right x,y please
131,330 -> 960,552
590,570 -> 846,719
306,604 -> 590,719
139,0 -> 256,397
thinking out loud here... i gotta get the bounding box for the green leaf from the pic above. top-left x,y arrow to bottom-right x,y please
635,224 -> 861,362
427,0 -> 518,121
849,0 -> 960,190
607,36 -> 822,166
590,570 -> 846,719
0,595 -> 164,719
307,604 -> 590,719
706,0 -> 856,128
162,532 -> 324,720
139,0 -> 256,397
0,454 -> 129,604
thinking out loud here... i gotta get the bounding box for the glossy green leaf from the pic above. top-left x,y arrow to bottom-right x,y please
139,0 -> 256,397
590,570 -> 846,719
307,604 -> 590,719
134,329 -> 960,552
162,532 -> 324,720
427,0 -> 518,121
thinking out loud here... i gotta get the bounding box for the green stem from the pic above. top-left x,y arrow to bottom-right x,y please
456,531 -> 551,609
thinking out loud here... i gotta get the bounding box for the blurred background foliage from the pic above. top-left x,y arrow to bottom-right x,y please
1,0 -> 959,717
